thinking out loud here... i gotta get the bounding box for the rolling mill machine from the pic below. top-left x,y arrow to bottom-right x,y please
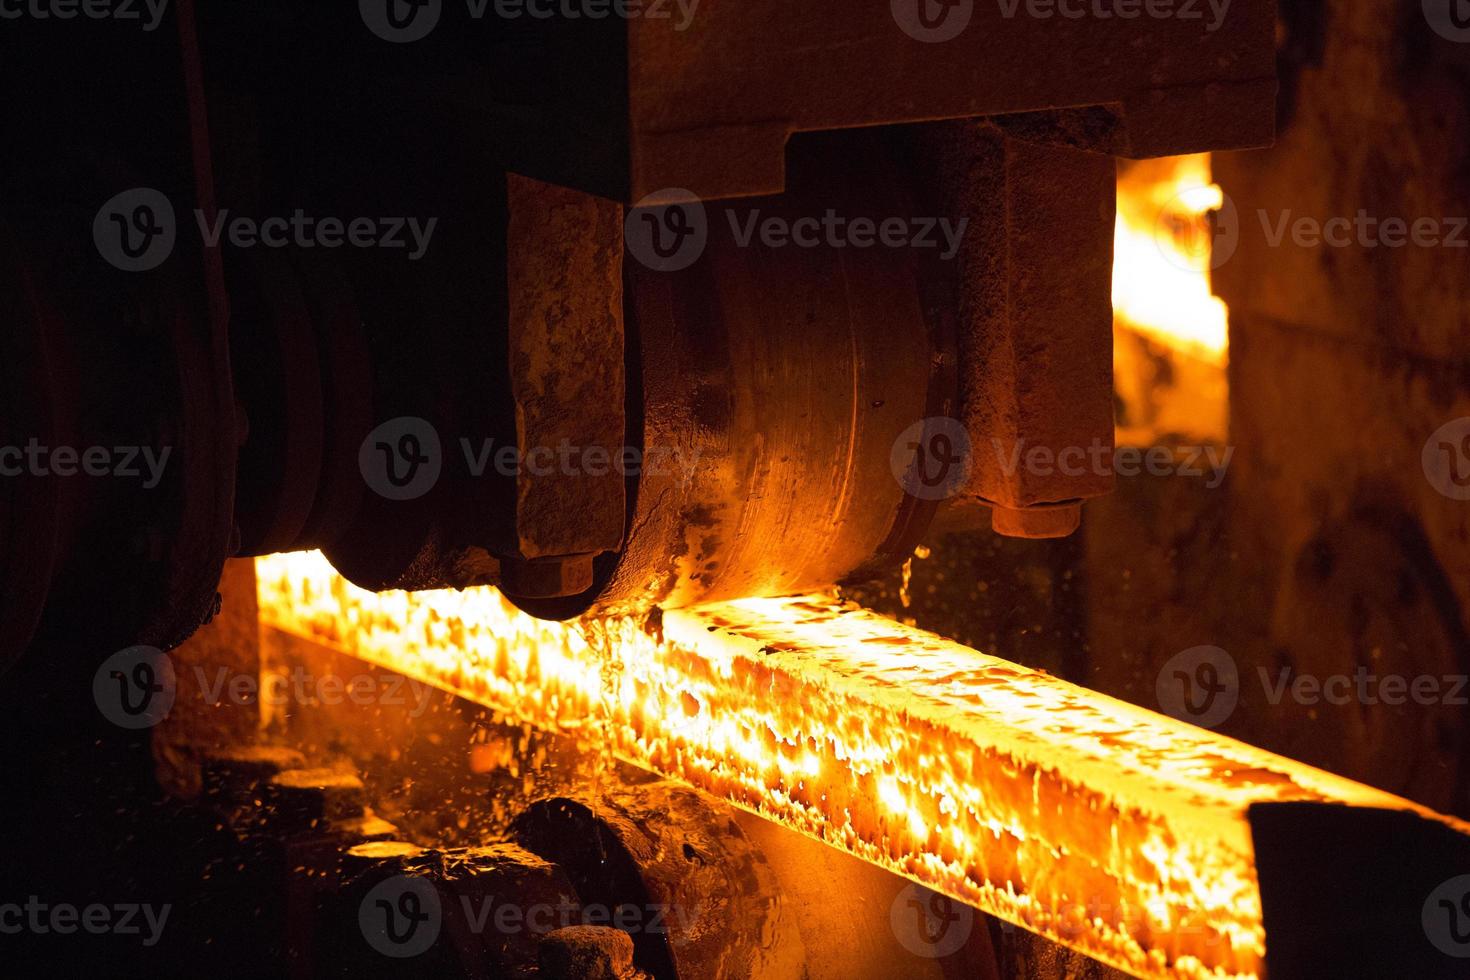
2,2 -> 1469,979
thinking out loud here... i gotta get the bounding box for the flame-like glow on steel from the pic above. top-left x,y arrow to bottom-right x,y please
257,551 -> 1452,980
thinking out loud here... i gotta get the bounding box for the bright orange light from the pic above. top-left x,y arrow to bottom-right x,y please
1113,154 -> 1231,446
256,551 -> 1470,980
1113,153 -> 1229,365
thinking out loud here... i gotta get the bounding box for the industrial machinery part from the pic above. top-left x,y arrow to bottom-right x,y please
556,130 -> 958,617
1,2 -> 1278,665
180,734 -> 995,980
512,784 -> 795,979
16,2 -> 1470,979
468,0 -> 1276,201
0,6 -> 234,666
258,551 -> 1470,980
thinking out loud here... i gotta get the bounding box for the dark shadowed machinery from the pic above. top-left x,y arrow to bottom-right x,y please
3,2 -> 1470,979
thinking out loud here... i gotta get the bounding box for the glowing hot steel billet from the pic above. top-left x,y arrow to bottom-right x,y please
256,551 -> 1462,980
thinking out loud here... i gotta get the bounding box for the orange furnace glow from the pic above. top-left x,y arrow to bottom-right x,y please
1113,152 -> 1229,366
1112,152 -> 1232,447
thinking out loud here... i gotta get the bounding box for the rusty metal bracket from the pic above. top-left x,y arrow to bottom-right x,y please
916,121 -> 1118,537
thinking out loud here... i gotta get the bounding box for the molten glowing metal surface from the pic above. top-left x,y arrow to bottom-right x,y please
257,552 -> 1450,980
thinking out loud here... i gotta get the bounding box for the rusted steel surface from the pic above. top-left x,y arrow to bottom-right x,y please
336,841 -> 581,976
917,123 -> 1118,532
540,926 -> 650,980
514,783 -> 800,980
480,2 -> 1276,201
506,174 -> 627,577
